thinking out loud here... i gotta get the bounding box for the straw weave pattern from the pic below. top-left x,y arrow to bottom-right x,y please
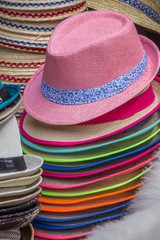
0,74 -> 30,82
0,229 -> 20,240
118,0 -> 160,23
0,37 -> 47,47
152,0 -> 160,8
0,2 -> 85,18
0,0 -> 80,7
0,61 -> 44,67
0,19 -> 54,31
87,0 -> 160,33
0,41 -> 46,52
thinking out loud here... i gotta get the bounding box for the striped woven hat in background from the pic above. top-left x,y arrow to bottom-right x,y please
0,0 -> 88,119
87,0 -> 160,34
0,0 -> 87,52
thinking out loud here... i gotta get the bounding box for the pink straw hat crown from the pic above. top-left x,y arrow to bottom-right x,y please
44,11 -> 144,91
23,10 -> 160,125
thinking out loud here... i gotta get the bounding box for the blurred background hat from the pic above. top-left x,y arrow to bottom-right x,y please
87,0 -> 160,34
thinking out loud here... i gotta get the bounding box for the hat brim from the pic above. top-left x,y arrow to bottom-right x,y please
39,182 -> 142,206
40,155 -> 155,189
0,94 -> 22,124
0,0 -> 85,11
0,45 -> 45,65
40,168 -> 148,198
34,226 -> 93,239
0,2 -> 87,22
35,201 -> 131,221
23,36 -> 160,125
22,141 -> 159,170
0,168 -> 42,188
0,28 -> 49,50
21,129 -> 160,162
0,84 -> 20,110
21,80 -> 160,145
33,208 -> 126,230
0,194 -> 39,214
20,104 -> 160,147
0,187 -> 41,208
40,191 -> 135,212
0,177 -> 42,197
87,0 -> 160,34
0,155 -> 43,180
0,202 -> 40,230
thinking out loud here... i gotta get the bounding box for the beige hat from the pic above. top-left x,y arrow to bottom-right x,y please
0,177 -> 42,197
0,168 -> 42,188
0,186 -> 42,208
0,116 -> 43,180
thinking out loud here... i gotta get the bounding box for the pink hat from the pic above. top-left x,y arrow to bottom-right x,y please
23,10 -> 160,125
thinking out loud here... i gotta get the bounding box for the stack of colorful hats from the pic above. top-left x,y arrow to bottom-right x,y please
0,0 -> 88,119
19,11 -> 160,239
0,82 -> 43,239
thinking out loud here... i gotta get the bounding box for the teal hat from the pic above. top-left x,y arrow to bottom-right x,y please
0,80 -> 20,110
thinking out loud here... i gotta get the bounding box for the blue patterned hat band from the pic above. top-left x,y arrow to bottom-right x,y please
41,49 -> 147,105
118,0 -> 160,23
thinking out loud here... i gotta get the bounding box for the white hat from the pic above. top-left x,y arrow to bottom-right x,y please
0,116 -> 43,180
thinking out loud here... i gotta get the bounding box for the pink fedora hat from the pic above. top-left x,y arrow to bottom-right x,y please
23,10 -> 160,125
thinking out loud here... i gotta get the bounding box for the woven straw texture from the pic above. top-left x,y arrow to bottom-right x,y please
0,177 -> 42,197
0,168 -> 42,187
0,18 -> 61,36
21,224 -> 34,240
21,81 -> 160,143
0,2 -> 87,21
0,229 -> 21,240
0,46 -> 45,65
0,0 -> 85,11
0,116 -> 23,157
87,0 -> 160,34
0,1 -> 87,52
0,187 -> 41,208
